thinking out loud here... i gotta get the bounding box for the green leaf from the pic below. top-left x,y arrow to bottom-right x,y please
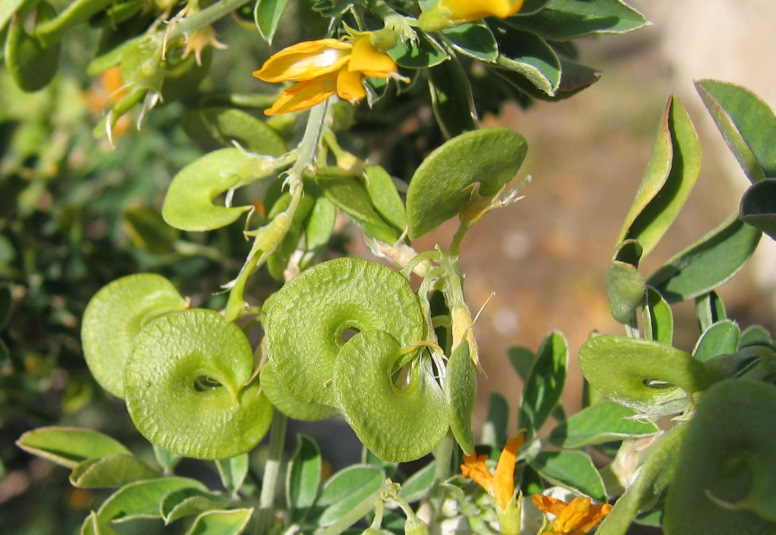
740,179 -> 776,240
647,214 -> 762,303
363,164 -> 407,233
5,1 -> 62,92
441,22 -> 497,62
315,167 -> 399,243
254,0 -> 290,44
81,511 -> 120,535
547,400 -> 659,448
125,309 -> 273,460
740,325 -> 773,348
492,25 -> 560,96
504,0 -> 648,40
606,240 -> 645,324
518,331 -> 568,439
406,127 -> 527,239
694,291 -> 727,333
162,148 -> 255,232
398,461 -> 436,503
643,287 -> 673,345
618,97 -> 701,257
507,346 -> 536,382
481,392 -> 509,449
216,454 -> 249,494
17,427 -> 130,469
388,31 -> 448,69
664,381 -> 776,533
286,436 -> 322,522
528,450 -> 606,502
597,425 -> 687,535
445,341 -> 477,455
81,273 -> 187,398
181,107 -> 286,156
490,58 -> 601,102
579,335 -> 714,417
184,508 -> 253,535
70,454 -> 159,488
161,488 -> 232,524
310,465 -> 385,527
304,196 -> 337,257
429,57 -> 479,139
97,476 -> 206,523
695,79 -> 776,182
692,320 -> 740,362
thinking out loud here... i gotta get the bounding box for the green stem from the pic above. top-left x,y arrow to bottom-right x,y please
166,0 -> 253,41
35,0 -> 114,45
256,410 -> 287,533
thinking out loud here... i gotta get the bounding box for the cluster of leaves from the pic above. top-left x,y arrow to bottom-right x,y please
3,0 -> 776,535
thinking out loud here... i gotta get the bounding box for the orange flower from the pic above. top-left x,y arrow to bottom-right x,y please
419,0 -> 524,31
532,495 -> 612,535
461,434 -> 524,510
252,36 -> 398,116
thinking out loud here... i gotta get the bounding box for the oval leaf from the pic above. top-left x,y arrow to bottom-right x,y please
740,179 -> 776,240
547,400 -> 659,448
98,476 -> 206,523
406,127 -> 527,239
184,508 -> 253,535
528,450 -> 606,502
647,214 -> 762,303
695,79 -> 776,182
6,2 -> 62,92
17,427 -> 130,469
70,454 -> 159,488
518,331 -> 568,439
618,97 -> 701,257
286,435 -> 322,522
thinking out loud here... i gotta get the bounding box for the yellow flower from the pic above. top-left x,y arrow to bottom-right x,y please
252,36 -> 398,116
419,0 -> 524,31
461,434 -> 524,510
531,495 -> 612,535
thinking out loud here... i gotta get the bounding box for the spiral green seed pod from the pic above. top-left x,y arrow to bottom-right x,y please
335,330 -> 448,462
124,309 -> 272,459
81,274 -> 188,398
261,257 -> 425,408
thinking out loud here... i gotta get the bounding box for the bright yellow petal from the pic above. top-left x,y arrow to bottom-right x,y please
263,75 -> 337,116
571,503 -> 612,534
440,0 -> 524,22
253,39 -> 352,83
491,434 -> 523,509
461,453 -> 494,492
348,37 -> 398,78
336,67 -> 366,101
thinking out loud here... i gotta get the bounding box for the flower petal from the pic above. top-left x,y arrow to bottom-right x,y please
263,74 -> 337,116
253,39 -> 351,83
336,67 -> 366,101
492,434 -> 523,509
348,37 -> 398,78
440,0 -> 524,22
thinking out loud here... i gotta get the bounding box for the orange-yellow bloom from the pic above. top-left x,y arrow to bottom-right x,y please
532,495 -> 612,535
461,434 -> 524,510
419,0 -> 523,31
252,36 -> 398,116
441,0 -> 524,23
